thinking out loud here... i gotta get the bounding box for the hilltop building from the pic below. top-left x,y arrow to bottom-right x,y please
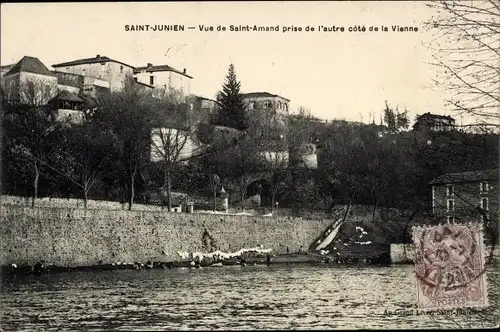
413,113 -> 456,132
242,92 -> 289,140
52,55 -> 135,92
134,63 -> 192,98
242,92 -> 290,113
2,56 -> 58,104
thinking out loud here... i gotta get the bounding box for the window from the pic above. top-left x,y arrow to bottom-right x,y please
248,102 -> 254,110
446,184 -> 454,197
447,199 -> 454,212
480,181 -> 489,194
481,197 -> 489,211
150,76 -> 155,85
447,216 -> 455,223
120,65 -> 123,73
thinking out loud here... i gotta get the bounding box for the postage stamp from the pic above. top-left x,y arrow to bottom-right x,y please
412,223 -> 488,309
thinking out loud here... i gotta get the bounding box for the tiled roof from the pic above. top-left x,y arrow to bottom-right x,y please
241,92 -> 290,101
52,55 -> 134,69
5,56 -> 56,77
195,95 -> 216,101
134,64 -> 193,79
429,169 -> 499,185
418,112 -> 455,121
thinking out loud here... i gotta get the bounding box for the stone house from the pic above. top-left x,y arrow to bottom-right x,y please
133,63 -> 192,98
2,56 -> 58,105
52,55 -> 135,92
242,92 -> 290,113
430,169 -> 499,224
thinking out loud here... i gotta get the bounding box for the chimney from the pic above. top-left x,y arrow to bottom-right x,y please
96,54 -> 100,58
183,68 -> 186,74
147,63 -> 153,68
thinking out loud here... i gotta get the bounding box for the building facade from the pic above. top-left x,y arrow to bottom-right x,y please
2,55 -> 158,125
413,113 -> 456,132
2,56 -> 58,105
52,55 -> 135,92
133,63 -> 192,98
430,169 -> 499,225
242,92 -> 290,141
242,92 -> 290,113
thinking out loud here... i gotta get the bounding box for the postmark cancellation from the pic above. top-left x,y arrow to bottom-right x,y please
412,223 -> 488,309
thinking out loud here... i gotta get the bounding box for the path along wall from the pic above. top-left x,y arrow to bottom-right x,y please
0,205 -> 332,267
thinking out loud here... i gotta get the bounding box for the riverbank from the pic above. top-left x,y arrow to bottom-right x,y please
0,251 -> 392,278
0,205 -> 333,268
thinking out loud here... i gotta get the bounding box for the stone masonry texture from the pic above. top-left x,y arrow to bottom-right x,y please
0,205 -> 332,267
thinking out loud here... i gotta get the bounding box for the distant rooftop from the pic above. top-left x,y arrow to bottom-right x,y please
52,55 -> 134,69
5,56 -> 56,77
0,64 -> 15,71
429,169 -> 498,185
241,92 -> 290,101
134,63 -> 193,79
195,95 -> 217,102
418,112 -> 455,121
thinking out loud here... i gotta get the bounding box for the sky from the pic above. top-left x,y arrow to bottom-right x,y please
1,1 -> 461,124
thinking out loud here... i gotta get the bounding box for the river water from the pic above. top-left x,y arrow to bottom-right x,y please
1,264 -> 498,331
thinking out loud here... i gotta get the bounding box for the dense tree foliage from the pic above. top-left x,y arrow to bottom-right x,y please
2,72 -> 498,229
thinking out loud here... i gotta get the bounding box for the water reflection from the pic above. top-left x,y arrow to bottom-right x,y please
1,264 -> 498,330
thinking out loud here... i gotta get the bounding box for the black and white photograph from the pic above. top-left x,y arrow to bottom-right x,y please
0,1 -> 499,330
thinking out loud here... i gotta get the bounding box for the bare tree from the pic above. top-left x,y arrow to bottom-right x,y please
150,93 -> 203,211
151,126 -> 191,210
425,0 -> 500,127
264,148 -> 289,211
46,121 -> 117,209
1,78 -> 59,207
96,76 -> 156,210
